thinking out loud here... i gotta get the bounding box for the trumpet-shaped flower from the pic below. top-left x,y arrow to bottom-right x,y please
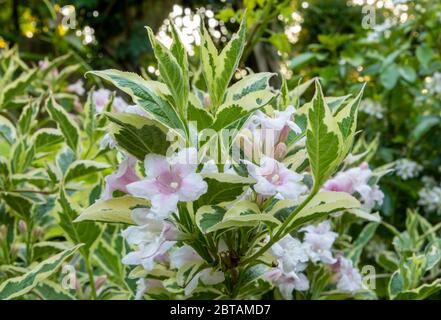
127,148 -> 208,219
246,156 -> 307,200
67,79 -> 85,96
323,162 -> 384,211
333,255 -> 364,293
267,235 -> 310,299
250,105 -> 301,136
300,220 -> 337,264
121,208 -> 177,271
102,155 -> 140,200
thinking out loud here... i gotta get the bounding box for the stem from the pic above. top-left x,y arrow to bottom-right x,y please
240,191 -> 317,266
26,225 -> 33,265
381,220 -> 401,237
85,256 -> 97,300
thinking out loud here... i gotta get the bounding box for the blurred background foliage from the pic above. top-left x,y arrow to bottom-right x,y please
0,0 -> 440,227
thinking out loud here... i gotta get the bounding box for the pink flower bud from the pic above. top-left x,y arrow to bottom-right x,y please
274,142 -> 287,161
18,220 -> 27,234
360,162 -> 369,170
203,94 -> 211,108
278,125 -> 290,143
94,275 -> 107,291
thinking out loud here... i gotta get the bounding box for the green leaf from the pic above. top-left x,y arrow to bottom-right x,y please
201,15 -> 247,109
0,68 -> 38,108
57,189 -> 101,255
195,173 -> 255,208
380,64 -> 399,89
33,280 -> 76,300
83,89 -> 96,139
86,70 -> 186,134
346,222 -> 379,265
223,72 -> 275,103
306,80 -> 343,189
0,244 -> 82,300
411,116 -> 440,142
398,66 -> 417,83
334,86 -> 364,162
202,201 -> 281,233
195,205 -> 226,233
286,191 -> 361,231
18,101 -> 39,135
46,96 -> 80,153
212,90 -> 275,131
188,99 -> 214,130
392,279 -> 441,300
1,192 -> 33,220
289,52 -> 316,69
0,114 -> 16,144
416,44 -> 433,70
31,128 -> 64,152
75,196 -> 150,224
64,160 -> 110,183
147,26 -> 189,114
106,112 -> 172,159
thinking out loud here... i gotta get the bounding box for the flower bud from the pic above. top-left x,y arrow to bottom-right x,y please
32,226 -> 44,239
94,275 -> 107,291
278,125 -> 290,143
360,162 -> 369,170
0,225 -> 7,241
203,94 -> 211,109
274,142 -> 287,161
18,220 -> 27,234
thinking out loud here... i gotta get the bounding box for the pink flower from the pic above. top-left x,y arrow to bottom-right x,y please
67,79 -> 85,96
323,162 -> 384,211
300,220 -> 337,264
38,58 -> 49,70
127,148 -> 208,218
122,208 -> 176,271
93,88 -> 111,112
333,255 -> 364,293
246,156 -> 307,200
102,156 -> 140,200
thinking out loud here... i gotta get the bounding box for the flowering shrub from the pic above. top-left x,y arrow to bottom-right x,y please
0,13 -> 439,301
71,17 -> 392,300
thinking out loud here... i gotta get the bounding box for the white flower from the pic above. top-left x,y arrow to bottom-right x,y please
121,208 -> 176,271
200,159 -> 236,174
127,148 -> 207,219
93,88 -> 112,112
425,72 -> 441,96
67,79 -> 85,96
395,158 -> 422,180
418,184 -> 441,215
300,220 -> 337,264
250,105 -> 301,134
246,156 -> 307,200
359,99 -> 384,119
334,256 -> 363,293
266,235 -> 310,299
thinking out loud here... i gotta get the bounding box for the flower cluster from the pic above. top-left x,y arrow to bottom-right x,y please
395,158 -> 423,180
359,99 -> 384,119
418,177 -> 441,215
323,162 -> 384,211
266,221 -> 364,299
